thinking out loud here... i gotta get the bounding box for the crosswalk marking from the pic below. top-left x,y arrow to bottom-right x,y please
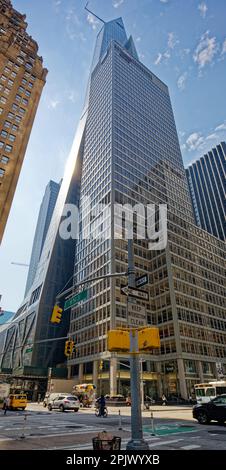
180,445 -> 201,450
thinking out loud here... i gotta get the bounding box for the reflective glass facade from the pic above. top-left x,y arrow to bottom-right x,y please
186,142 -> 226,241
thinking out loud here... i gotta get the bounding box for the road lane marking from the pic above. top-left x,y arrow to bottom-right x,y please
181,445 -> 201,450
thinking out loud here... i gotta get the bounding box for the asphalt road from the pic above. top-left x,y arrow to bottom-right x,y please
0,403 -> 226,450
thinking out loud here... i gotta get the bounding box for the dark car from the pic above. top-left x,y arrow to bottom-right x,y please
193,394 -> 226,425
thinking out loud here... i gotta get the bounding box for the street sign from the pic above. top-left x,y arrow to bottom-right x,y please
25,347 -> 33,353
121,286 -> 149,301
127,302 -> 146,327
136,274 -> 148,288
64,290 -> 88,311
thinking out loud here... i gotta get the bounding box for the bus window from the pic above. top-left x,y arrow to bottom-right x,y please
206,388 -> 215,397
195,389 -> 205,397
216,387 -> 226,395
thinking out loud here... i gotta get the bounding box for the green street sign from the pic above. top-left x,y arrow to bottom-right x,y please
64,290 -> 88,311
25,347 -> 33,353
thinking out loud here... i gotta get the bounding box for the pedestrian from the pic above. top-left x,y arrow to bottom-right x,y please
3,396 -> 10,415
162,394 -> 167,406
97,394 -> 106,417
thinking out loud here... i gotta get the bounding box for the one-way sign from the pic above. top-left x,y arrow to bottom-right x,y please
121,286 -> 149,301
136,274 -> 148,288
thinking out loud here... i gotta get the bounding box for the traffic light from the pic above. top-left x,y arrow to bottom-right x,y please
64,340 -> 75,357
108,330 -> 130,352
138,327 -> 160,351
50,305 -> 63,324
99,360 -> 103,370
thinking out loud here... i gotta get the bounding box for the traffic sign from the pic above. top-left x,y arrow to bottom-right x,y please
25,347 -> 33,353
121,286 -> 149,301
136,274 -> 148,288
64,290 -> 88,310
128,302 -> 146,327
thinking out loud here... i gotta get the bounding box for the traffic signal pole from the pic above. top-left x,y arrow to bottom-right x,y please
126,238 -> 149,451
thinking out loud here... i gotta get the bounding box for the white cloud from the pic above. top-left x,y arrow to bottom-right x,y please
186,132 -> 204,151
154,52 -> 163,65
177,72 -> 188,90
168,32 -> 179,49
87,13 -> 99,30
136,37 -> 141,42
221,39 -> 226,55
160,0 -> 169,3
48,100 -> 60,110
206,133 -> 218,140
198,2 -> 208,18
215,122 -> 226,131
193,31 -> 218,68
113,0 -> 124,7
67,91 -> 79,104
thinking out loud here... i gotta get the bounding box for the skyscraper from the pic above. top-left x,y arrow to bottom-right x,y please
186,142 -> 226,241
25,180 -> 61,296
68,18 -> 226,398
0,17 -> 225,399
0,0 -> 47,243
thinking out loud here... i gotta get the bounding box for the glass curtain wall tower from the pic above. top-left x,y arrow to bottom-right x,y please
68,18 -> 226,398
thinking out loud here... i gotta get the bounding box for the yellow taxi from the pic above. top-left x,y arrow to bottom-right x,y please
9,394 -> 27,410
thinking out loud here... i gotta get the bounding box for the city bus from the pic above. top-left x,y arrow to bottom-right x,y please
194,381 -> 226,404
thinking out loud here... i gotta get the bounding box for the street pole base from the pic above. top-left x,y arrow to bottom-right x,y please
126,439 -> 149,451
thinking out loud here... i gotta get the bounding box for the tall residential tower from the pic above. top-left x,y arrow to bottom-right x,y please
0,0 -> 47,243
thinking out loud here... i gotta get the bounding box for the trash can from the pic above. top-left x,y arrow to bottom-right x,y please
92,436 -> 121,450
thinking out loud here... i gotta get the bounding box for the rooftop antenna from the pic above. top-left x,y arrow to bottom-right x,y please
85,2 -> 106,24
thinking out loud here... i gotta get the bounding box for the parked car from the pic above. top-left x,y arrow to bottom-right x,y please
48,394 -> 80,412
193,394 -> 226,424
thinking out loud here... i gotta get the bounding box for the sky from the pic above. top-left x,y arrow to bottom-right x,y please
0,0 -> 225,311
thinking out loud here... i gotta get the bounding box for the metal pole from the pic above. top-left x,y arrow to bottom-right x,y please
140,359 -> 145,411
126,239 -> 149,451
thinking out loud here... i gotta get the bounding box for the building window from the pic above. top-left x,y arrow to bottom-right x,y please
19,108 -> 25,115
4,67 -> 10,74
12,124 -> 18,132
12,103 -> 18,111
0,141 -> 4,149
5,144 -> 12,153
18,86 -> 25,93
22,78 -> 27,85
1,75 -> 7,81
9,134 -> 16,142
22,98 -> 28,106
15,115 -> 22,123
25,90 -> 31,97
11,71 -> 17,78
0,96 -> 7,104
0,168 -> 5,177
17,56 -> 24,64
1,130 -> 8,138
0,107 -> 3,115
1,156 -> 9,164
15,94 -> 21,102
8,112 -> 15,119
4,121 -> 11,128
25,62 -> 32,70
4,88 -> 10,95
28,82 -> 33,89
14,64 -> 20,71
31,75 -> 36,81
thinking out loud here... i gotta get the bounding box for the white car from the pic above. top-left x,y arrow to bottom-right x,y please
48,394 -> 80,412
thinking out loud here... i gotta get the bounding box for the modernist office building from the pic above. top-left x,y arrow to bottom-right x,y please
68,18 -> 226,398
0,0 -> 47,243
186,142 -> 226,241
25,180 -> 61,296
0,17 -> 225,399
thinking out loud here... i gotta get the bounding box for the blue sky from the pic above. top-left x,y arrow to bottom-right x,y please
0,0 -> 226,311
